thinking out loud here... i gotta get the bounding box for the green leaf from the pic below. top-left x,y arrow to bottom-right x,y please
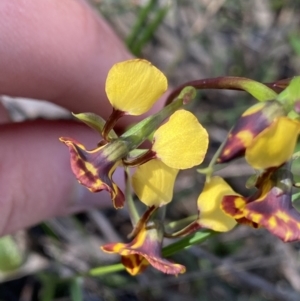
39,274 -> 58,301
0,236 -> 23,272
126,0 -> 158,50
73,112 -> 118,139
131,5 -> 169,56
69,277 -> 83,301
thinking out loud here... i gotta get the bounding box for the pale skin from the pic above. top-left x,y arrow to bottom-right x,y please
0,0 -> 165,235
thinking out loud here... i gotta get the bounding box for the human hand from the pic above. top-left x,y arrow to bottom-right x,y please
0,0 -> 164,235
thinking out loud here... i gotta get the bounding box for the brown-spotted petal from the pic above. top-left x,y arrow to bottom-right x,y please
221,195 -> 259,228
244,187 -> 300,242
59,137 -> 125,208
221,195 -> 248,219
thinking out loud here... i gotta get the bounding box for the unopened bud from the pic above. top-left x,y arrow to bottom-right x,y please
218,100 -> 286,163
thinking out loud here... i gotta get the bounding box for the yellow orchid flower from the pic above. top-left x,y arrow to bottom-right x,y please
131,109 -> 208,207
168,176 -> 238,237
101,207 -> 186,275
222,169 -> 300,242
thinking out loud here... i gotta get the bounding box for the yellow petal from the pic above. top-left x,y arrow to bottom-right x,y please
198,176 -> 238,232
105,59 -> 167,115
152,110 -> 209,169
245,117 -> 300,169
132,159 -> 179,207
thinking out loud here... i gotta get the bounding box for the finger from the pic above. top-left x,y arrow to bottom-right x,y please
0,120 -> 123,235
0,0 -> 132,119
0,101 -> 11,124
0,0 -> 167,127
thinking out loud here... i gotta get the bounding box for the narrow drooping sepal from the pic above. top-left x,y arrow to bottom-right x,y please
218,101 -> 285,163
59,137 -> 125,208
101,209 -> 186,275
244,187 -> 300,242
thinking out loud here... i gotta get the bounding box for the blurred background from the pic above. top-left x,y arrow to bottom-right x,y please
1,0 -> 300,300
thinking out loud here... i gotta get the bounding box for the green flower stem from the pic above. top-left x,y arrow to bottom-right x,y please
197,138 -> 228,178
121,92 -> 184,149
88,263 -> 124,276
208,137 -> 228,169
165,215 -> 198,232
165,77 -> 278,106
124,168 -> 140,226
162,230 -> 215,257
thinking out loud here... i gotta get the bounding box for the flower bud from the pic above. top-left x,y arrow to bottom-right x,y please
218,100 -> 286,163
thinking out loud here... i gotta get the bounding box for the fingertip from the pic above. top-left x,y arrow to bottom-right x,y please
0,120 -> 115,235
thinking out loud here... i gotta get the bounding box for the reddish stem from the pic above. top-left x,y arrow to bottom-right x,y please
102,109 -> 125,141
165,77 -> 292,106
